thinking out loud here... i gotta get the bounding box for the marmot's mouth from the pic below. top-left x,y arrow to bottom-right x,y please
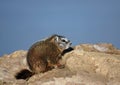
65,42 -> 72,49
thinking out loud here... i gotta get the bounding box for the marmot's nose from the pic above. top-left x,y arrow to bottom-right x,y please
68,40 -> 72,45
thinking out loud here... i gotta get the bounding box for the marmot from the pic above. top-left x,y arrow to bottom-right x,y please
15,34 -> 72,80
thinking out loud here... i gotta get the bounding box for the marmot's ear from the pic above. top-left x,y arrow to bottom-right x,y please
54,36 -> 59,42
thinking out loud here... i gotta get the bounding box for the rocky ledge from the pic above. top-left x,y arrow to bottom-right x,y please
0,43 -> 120,85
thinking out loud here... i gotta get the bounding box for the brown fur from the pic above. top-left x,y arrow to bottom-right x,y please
27,41 -> 63,73
15,34 -> 70,80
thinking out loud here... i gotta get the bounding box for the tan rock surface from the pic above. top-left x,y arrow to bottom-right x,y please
0,43 -> 120,85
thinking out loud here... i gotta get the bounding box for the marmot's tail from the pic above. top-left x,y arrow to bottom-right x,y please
15,69 -> 35,80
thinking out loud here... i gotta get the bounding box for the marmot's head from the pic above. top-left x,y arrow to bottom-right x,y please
47,34 -> 72,51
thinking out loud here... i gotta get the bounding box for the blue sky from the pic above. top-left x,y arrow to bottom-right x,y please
0,0 -> 120,56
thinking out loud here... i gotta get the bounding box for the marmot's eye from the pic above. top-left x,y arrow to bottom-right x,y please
62,39 -> 66,42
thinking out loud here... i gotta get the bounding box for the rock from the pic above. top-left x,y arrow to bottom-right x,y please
0,43 -> 120,85
74,43 -> 120,54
